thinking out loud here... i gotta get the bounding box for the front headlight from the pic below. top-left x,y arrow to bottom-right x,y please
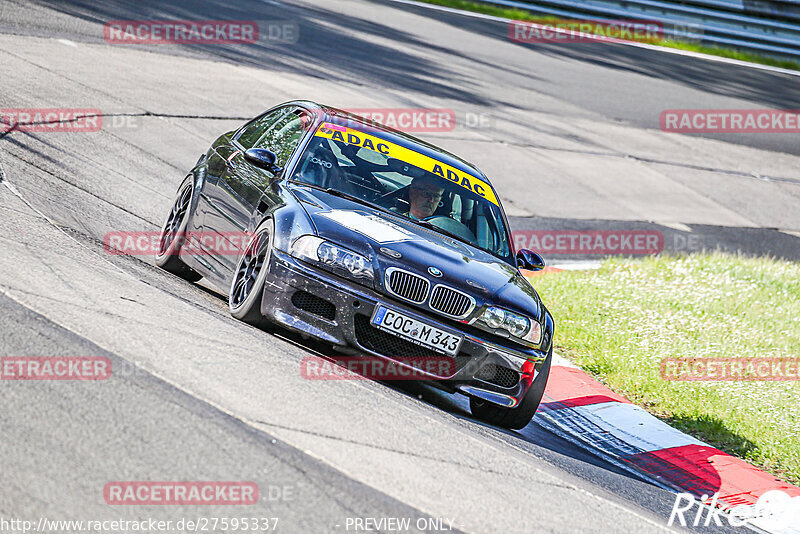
291,235 -> 374,281
480,306 -> 542,345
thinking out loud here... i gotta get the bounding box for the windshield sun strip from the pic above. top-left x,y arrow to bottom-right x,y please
314,123 -> 499,207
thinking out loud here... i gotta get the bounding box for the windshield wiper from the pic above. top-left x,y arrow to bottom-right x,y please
413,219 -> 508,260
322,188 -> 399,217
291,181 -> 396,216
413,219 -> 478,249
316,187 -> 484,251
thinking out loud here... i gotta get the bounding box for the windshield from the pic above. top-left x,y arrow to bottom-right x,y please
290,122 -> 512,260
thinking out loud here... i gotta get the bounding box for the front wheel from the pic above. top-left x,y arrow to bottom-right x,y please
469,349 -> 552,430
228,218 -> 274,329
155,176 -> 202,282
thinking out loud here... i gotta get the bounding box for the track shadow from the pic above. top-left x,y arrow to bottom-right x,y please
380,0 -> 800,155
29,0 -> 493,105
389,0 -> 800,109
32,0 -> 800,110
26,0 -> 800,156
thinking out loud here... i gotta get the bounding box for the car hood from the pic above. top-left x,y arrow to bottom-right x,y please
290,185 -> 542,320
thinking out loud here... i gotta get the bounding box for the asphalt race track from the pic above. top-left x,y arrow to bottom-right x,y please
1,0 -> 798,532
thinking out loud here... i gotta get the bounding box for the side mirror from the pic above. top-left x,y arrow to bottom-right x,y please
516,249 -> 545,271
244,148 -> 281,174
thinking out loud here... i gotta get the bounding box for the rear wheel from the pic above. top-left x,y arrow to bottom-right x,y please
155,176 -> 202,282
469,349 -> 552,430
228,218 -> 274,329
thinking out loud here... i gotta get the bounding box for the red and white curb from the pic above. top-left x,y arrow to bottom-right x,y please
538,354 -> 800,532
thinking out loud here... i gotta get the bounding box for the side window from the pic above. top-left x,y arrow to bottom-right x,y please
234,107 -> 291,150
261,110 -> 309,166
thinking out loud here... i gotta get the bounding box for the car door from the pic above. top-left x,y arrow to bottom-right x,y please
204,106 -> 309,274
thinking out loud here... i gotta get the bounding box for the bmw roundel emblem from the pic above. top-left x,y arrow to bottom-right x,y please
428,267 -> 443,277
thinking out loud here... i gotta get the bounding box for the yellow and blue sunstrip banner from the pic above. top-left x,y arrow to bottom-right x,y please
315,123 -> 499,206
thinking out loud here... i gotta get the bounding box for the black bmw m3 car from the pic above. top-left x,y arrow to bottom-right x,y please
155,100 -> 555,429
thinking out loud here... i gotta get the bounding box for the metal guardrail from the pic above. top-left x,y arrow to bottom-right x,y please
475,0 -> 800,59
688,0 -> 800,22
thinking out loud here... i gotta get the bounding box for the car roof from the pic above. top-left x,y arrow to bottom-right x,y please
287,100 -> 493,186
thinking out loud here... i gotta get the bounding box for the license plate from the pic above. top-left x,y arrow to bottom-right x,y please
371,306 -> 463,357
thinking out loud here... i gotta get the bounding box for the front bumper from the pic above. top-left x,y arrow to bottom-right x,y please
261,249 -> 551,408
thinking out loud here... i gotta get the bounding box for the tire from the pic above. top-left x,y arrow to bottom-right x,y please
155,176 -> 202,282
228,218 -> 274,329
469,348 -> 552,430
